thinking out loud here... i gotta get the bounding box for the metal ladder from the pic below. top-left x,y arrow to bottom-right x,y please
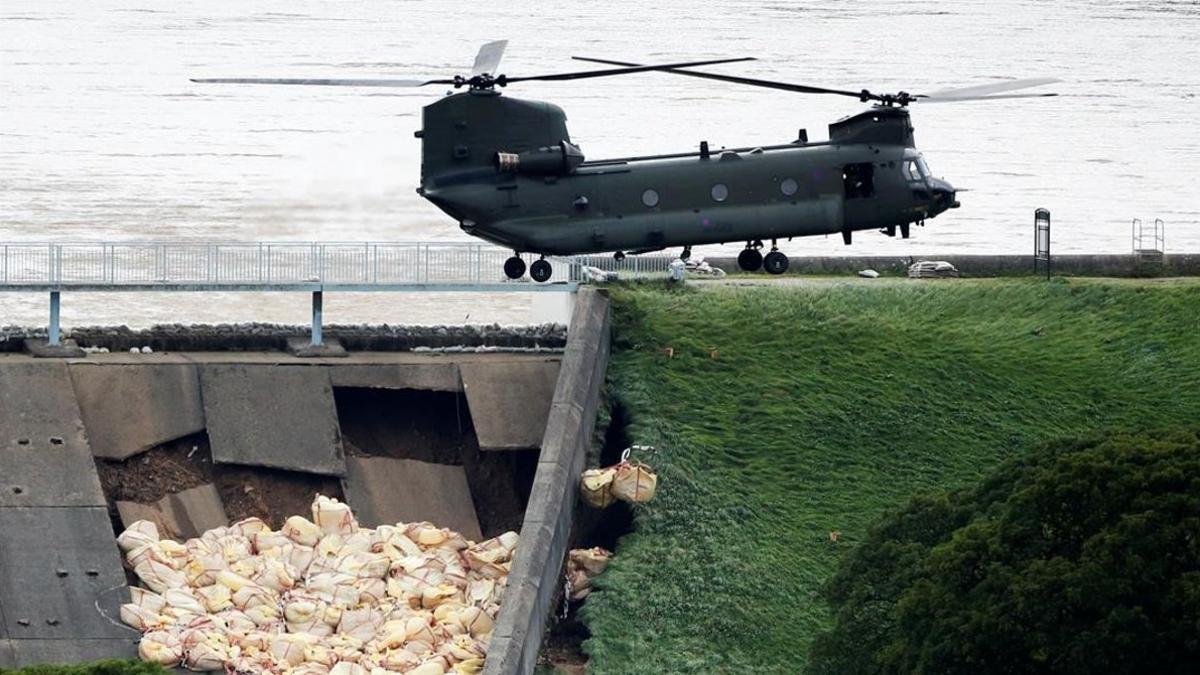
1131,218 -> 1165,271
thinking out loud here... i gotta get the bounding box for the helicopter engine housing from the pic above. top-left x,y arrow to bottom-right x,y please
494,140 -> 585,176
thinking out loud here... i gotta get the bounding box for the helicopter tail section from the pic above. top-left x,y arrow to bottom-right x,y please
417,93 -> 573,189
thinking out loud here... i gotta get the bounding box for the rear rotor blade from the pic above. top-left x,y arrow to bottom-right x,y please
920,77 -> 1060,101
572,56 -> 865,99
190,77 -> 445,87
471,40 -> 508,76
505,57 -> 755,84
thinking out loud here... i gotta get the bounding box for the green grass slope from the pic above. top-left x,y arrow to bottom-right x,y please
580,278 -> 1200,674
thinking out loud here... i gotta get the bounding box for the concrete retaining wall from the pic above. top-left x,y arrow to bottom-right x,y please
484,288 -> 611,675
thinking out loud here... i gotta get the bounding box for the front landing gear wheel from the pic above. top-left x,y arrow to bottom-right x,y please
530,259 -> 552,283
737,248 -> 763,272
763,250 -> 789,275
503,256 -> 526,280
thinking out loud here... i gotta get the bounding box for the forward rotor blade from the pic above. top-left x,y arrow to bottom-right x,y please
919,91 -> 1059,103
471,40 -> 508,76
190,77 -> 446,87
572,56 -> 864,98
506,57 -> 755,84
920,77 -> 1060,100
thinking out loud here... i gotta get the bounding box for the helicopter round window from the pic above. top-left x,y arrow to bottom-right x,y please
711,183 -> 729,202
641,189 -> 660,208
780,178 -> 799,196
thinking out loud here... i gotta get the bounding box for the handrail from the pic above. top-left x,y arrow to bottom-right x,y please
0,241 -> 676,290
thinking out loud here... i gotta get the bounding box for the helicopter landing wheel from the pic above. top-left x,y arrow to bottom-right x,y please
680,247 -> 692,261
737,248 -> 763,272
503,256 -> 526,280
530,258 -> 553,283
763,250 -> 789,275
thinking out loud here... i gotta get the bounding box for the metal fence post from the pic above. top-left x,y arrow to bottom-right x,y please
48,291 -> 61,347
311,291 -> 323,347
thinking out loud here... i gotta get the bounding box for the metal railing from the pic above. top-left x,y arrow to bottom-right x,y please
0,241 -> 679,348
0,241 -> 677,289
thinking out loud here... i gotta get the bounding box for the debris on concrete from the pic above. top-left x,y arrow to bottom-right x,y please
117,494 -> 517,673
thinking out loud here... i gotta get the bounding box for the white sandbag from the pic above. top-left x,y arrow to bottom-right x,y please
329,663 -> 368,675
163,588 -> 206,615
283,515 -> 323,546
118,520 -> 160,553
128,586 -> 166,613
580,467 -> 618,508
134,559 -> 187,593
312,495 -> 358,536
120,603 -> 163,631
138,630 -> 182,666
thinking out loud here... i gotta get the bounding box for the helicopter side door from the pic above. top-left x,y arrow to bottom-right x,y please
841,159 -> 882,229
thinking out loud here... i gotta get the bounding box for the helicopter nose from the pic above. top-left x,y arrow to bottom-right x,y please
930,179 -> 959,211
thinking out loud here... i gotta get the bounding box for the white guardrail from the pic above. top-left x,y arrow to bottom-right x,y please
0,241 -> 676,290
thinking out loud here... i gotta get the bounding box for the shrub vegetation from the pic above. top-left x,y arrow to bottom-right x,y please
808,427 -> 1200,674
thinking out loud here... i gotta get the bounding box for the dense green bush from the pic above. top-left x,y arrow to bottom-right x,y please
4,661 -> 166,675
808,427 -> 1200,674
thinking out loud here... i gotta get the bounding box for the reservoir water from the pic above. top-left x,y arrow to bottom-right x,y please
2,0 -> 1198,325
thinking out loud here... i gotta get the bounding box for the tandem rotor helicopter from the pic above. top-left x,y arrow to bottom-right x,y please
194,41 -> 1058,282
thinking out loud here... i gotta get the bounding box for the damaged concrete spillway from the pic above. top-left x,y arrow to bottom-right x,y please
0,288 -> 610,673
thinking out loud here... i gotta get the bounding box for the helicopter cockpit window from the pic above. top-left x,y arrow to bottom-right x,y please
843,163 -> 875,199
906,157 -> 930,181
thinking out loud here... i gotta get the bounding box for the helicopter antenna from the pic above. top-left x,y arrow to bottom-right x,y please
572,56 -> 1059,106
192,41 -> 754,92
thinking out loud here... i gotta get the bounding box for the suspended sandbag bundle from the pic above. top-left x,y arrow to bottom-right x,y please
611,461 -> 657,503
580,446 -> 659,507
579,467 -> 617,508
117,493 -> 518,673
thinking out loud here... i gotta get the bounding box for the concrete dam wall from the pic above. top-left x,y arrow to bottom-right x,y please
0,293 -> 609,671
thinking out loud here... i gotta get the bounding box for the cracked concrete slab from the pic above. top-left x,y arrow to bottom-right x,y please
70,363 -> 205,460
116,483 -> 227,540
342,456 -> 482,541
201,364 -> 346,475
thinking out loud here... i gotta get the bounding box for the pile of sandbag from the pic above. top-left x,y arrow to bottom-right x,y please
565,548 -> 612,601
580,448 -> 658,508
118,494 -> 516,674
907,260 -> 960,278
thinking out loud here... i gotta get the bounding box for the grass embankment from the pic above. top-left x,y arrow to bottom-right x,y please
580,278 -> 1200,674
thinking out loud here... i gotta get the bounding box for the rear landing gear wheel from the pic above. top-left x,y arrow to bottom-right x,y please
503,256 -> 526,280
763,250 -> 789,275
737,248 -> 763,272
530,258 -> 552,283
680,247 -> 692,261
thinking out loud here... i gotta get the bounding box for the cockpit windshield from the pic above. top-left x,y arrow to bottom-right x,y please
904,155 -> 931,181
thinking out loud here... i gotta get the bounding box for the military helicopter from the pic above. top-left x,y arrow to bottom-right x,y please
194,42 -> 1058,282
